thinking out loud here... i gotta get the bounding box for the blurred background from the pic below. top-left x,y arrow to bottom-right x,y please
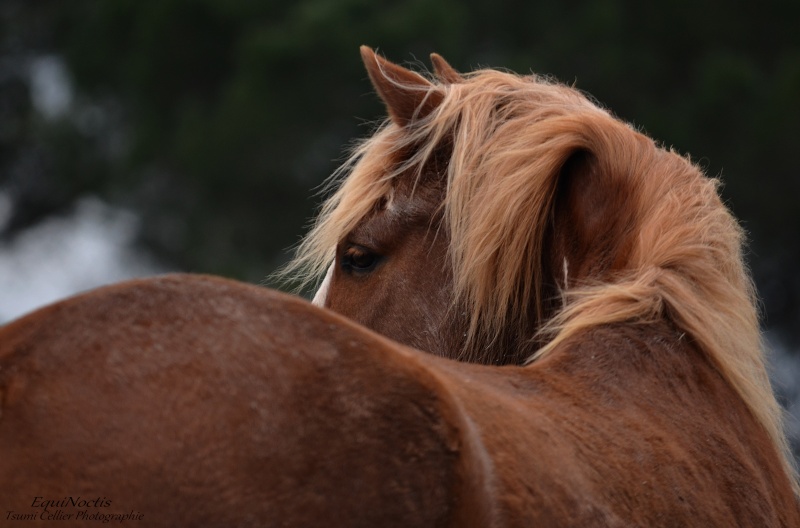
1,0 -> 798,458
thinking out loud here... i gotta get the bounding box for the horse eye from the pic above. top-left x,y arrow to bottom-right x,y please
341,246 -> 381,273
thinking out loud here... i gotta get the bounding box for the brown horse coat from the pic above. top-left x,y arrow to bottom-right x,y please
0,275 -> 491,527
2,274 -> 798,526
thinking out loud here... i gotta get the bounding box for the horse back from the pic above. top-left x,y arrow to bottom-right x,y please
0,274 -> 492,527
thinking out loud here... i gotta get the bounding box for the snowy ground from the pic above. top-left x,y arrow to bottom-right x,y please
1,194 -> 798,463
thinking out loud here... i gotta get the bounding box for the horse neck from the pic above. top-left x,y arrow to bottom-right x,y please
436,320 -> 800,523
558,321 -> 797,500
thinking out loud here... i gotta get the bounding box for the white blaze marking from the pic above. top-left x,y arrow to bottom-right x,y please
312,263 -> 334,307
384,187 -> 396,213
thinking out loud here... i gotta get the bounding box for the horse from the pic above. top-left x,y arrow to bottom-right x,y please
0,275 -> 496,527
0,47 -> 798,527
289,47 -> 800,523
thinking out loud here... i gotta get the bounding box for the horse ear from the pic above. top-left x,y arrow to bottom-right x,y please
360,46 -> 443,127
548,147 -> 637,286
430,53 -> 463,83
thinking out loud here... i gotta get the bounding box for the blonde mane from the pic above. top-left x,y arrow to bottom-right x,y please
285,66 -> 799,495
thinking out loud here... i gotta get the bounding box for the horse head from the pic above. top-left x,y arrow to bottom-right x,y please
289,47 -> 799,496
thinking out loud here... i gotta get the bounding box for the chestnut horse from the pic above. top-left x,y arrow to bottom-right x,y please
0,48 -> 798,527
291,48 -> 800,522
